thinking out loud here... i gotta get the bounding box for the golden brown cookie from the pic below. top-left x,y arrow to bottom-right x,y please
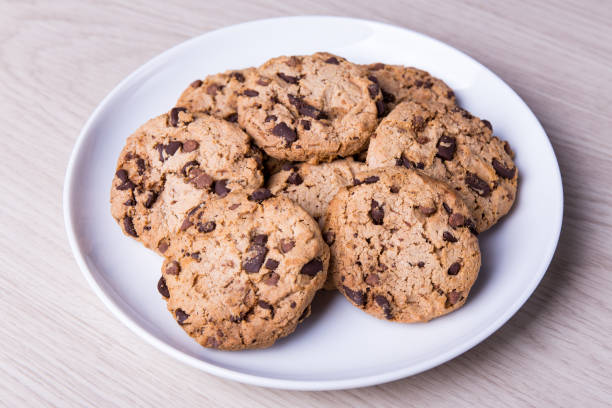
237,52 -> 383,163
367,101 -> 517,232
324,167 -> 481,322
158,192 -> 329,350
110,109 -> 263,254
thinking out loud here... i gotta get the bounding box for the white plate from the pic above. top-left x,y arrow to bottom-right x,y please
63,16 -> 563,390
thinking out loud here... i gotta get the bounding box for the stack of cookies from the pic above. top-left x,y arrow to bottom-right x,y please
110,52 -> 517,350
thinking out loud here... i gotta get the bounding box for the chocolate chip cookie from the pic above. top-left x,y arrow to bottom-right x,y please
176,68 -> 254,123
367,101 -> 517,232
237,52 -> 383,163
323,166 -> 481,322
365,63 -> 457,115
159,192 -> 329,350
110,110 -> 263,254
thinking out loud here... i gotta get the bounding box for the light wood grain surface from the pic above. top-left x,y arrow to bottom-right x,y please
1,0 -> 611,406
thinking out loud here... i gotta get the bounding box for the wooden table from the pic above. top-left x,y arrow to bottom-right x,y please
2,1 -> 611,406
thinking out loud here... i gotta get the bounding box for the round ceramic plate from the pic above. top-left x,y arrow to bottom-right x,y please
63,16 -> 563,390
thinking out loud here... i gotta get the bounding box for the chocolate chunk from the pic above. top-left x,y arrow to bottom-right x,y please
229,203 -> 240,210
243,248 -> 267,273
252,234 -> 268,246
300,119 -> 311,130
442,202 -> 452,214
169,107 -> 187,127
443,231 -> 458,242
374,295 -> 392,319
288,95 -> 327,119
290,301 -> 297,308
175,308 -> 189,325
243,235 -> 268,273
416,134 -> 430,144
369,200 -> 384,225
231,71 -> 245,82
447,262 -> 461,275
190,252 -> 201,261
323,231 -> 335,245
492,158 -> 516,179
342,285 -> 366,306
123,198 -> 136,206
324,56 -> 340,64
248,188 -> 273,203
136,158 -> 146,175
300,259 -> 323,277
205,337 -> 220,348
115,169 -> 128,182
157,240 -> 169,253
449,213 -> 465,228
390,185 -> 400,194
155,144 -> 165,162
180,218 -> 192,231
419,206 -> 436,216
257,77 -> 271,86
417,261 -> 425,268
280,238 -> 295,253
365,273 -> 380,286
198,221 -> 216,233
182,140 -> 199,152
396,154 -> 424,170
157,276 -> 169,298
286,171 -> 303,185
123,216 -> 137,237
271,122 -> 298,146
116,179 -> 135,191
368,82 -> 380,99
446,290 -> 463,306
258,300 -> 273,310
165,260 -> 180,275
265,259 -> 279,270
411,115 -> 426,132
206,84 -> 220,95
447,90 -> 455,98
190,79 -> 203,88
465,173 -> 491,196
436,135 -> 456,161
482,119 -> 493,130
243,89 -> 259,97
143,191 -> 158,209
363,176 -> 379,184
263,272 -> 280,286
376,99 -> 385,118
192,172 -> 213,190
181,160 -> 198,177
165,141 -> 182,156
264,114 -> 277,123
224,113 -> 238,123
213,179 -> 230,197
277,72 -> 299,84
465,218 -> 479,235
353,177 -> 363,186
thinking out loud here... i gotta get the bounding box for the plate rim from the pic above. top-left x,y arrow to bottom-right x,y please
63,15 -> 564,390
